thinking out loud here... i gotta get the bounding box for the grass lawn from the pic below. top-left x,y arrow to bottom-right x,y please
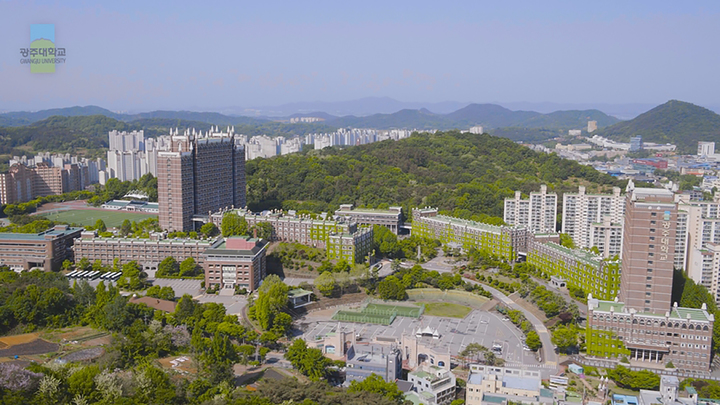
416,302 -> 472,318
41,209 -> 157,227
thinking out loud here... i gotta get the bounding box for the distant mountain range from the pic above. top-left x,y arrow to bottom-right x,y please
318,104 -> 620,131
3,100 -> 720,156
596,100 -> 720,154
0,106 -> 267,128
0,103 -> 621,132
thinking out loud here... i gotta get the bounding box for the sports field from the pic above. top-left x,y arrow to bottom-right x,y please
415,302 -> 472,318
331,302 -> 424,325
41,209 -> 157,227
364,303 -> 424,318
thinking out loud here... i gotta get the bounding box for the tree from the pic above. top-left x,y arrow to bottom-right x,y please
334,259 -> 350,273
76,257 -> 91,271
221,212 -> 248,237
315,271 -> 336,297
285,338 -> 332,382
254,275 -> 289,330
61,259 -> 73,271
250,222 -> 273,240
559,233 -> 575,249
94,219 -> 107,233
271,312 -> 293,337
179,257 -> 199,277
607,365 -> 660,390
157,257 -> 179,277
120,219 -> 132,236
146,286 -> 175,301
551,325 -> 578,353
200,222 -> 219,238
378,275 -> 406,300
348,373 -> 404,404
525,331 -> 541,351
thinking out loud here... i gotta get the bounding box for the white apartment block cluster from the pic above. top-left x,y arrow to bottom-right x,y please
503,184 -> 557,233
243,128 -> 422,160
9,152 -> 104,185
562,185 -> 625,258
105,130 -> 171,183
507,182 -> 720,305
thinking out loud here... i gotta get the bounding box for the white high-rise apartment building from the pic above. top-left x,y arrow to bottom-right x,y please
106,130 -> 167,181
698,141 -> 715,157
109,130 -> 145,152
503,184 -> 557,233
562,186 -> 625,257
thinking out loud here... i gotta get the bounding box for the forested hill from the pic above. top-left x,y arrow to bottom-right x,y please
597,100 -> 720,154
246,130 -> 625,222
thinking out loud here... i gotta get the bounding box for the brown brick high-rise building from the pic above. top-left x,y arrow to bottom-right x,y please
158,129 -> 245,231
619,187 -> 677,314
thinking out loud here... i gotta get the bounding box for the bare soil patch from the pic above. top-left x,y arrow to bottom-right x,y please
0,339 -> 58,357
0,333 -> 40,347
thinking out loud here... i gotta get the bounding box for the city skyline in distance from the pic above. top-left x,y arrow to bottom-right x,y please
0,1 -> 719,113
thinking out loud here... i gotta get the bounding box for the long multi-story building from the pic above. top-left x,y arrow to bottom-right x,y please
0,225 -> 82,271
412,207 -> 529,262
562,186 -> 625,257
73,232 -> 269,292
527,238 -> 620,300
586,298 -> 714,372
73,231 -> 216,272
586,186 -> 715,373
335,204 -> 403,234
210,209 -> 373,263
503,185 -> 557,233
158,128 -> 246,231
202,236 -> 267,292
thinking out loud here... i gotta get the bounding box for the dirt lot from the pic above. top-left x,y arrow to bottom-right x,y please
44,326 -> 108,344
0,339 -> 59,357
158,356 -> 197,374
0,333 -> 41,347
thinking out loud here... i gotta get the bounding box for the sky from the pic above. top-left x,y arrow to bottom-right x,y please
0,0 -> 719,113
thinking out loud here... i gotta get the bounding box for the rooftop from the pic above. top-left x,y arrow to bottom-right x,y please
540,241 -> 605,266
503,375 -> 540,391
0,226 -> 83,241
591,299 -> 713,322
289,288 -> 313,298
424,214 -> 507,234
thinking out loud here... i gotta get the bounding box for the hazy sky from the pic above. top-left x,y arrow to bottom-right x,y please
1,0 -> 719,112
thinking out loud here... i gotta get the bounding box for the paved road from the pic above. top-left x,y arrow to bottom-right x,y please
402,253 -> 558,367
479,283 -> 558,366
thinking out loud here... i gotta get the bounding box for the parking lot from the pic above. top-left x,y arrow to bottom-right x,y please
298,309 -> 547,371
75,277 -> 247,316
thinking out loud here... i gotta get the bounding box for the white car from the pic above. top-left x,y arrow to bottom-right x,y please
502,317 -> 510,322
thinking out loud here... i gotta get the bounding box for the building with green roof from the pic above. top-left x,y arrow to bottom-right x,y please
0,225 -> 83,271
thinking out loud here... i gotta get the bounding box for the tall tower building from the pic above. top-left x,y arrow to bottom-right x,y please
618,187 -> 677,314
158,129 -> 246,232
